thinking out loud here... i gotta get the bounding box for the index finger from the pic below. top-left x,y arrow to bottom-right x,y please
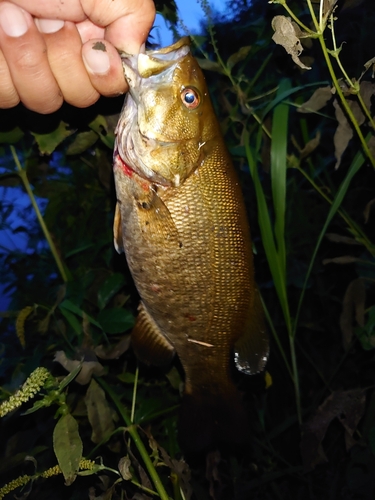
10,0 -> 156,53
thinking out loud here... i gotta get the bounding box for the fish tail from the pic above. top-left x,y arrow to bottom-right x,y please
178,385 -> 250,451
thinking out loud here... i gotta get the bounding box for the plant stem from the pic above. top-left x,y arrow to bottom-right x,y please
281,1 -> 315,34
10,146 -> 69,283
329,14 -> 353,88
316,27 -> 375,167
289,338 -> 301,424
97,378 -> 171,500
131,365 -> 139,424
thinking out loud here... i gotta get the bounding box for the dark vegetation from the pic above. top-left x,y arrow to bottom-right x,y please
1,0 -> 375,498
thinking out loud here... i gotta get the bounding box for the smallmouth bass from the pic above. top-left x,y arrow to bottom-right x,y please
113,37 -> 268,450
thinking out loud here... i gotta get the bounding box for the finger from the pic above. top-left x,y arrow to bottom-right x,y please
0,48 -> 20,108
0,2 -> 62,113
82,0 -> 156,54
75,19 -> 104,44
37,21 -> 100,108
8,0 -> 86,22
82,39 -> 127,97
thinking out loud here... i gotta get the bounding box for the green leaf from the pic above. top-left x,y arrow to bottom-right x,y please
227,45 -> 252,70
196,58 -> 224,74
58,363 -> 82,391
59,307 -> 82,337
89,115 -> 115,149
117,372 -> 136,384
65,243 -> 96,258
270,78 -> 290,327
294,139 -> 368,329
98,273 -> 126,309
22,399 -> 51,415
31,121 -> 75,155
84,379 -> 115,444
97,308 -> 135,334
0,127 -> 24,144
59,299 -> 102,329
66,130 -> 98,155
261,81 -> 329,119
53,413 -> 83,485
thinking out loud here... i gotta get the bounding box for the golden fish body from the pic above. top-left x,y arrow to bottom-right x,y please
113,38 -> 268,448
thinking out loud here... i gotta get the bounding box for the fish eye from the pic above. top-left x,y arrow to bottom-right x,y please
181,88 -> 200,109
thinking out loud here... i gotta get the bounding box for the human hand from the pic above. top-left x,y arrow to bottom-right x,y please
0,0 -> 155,113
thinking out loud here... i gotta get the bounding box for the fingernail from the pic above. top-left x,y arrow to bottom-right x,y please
35,18 -> 65,34
0,3 -> 29,37
83,43 -> 110,75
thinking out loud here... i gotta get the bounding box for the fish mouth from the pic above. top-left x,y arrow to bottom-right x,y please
121,37 -> 191,84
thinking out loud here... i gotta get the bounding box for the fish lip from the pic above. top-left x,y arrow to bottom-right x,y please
120,37 -> 191,81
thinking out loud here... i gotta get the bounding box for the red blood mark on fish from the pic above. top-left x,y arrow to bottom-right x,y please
185,314 -> 196,322
150,283 -> 161,293
114,152 -> 133,177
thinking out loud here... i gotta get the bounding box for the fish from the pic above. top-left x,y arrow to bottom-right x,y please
113,37 -> 269,450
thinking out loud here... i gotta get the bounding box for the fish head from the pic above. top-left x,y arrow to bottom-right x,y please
115,37 -> 219,188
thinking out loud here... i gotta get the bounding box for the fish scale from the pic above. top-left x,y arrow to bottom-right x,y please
113,37 -> 269,449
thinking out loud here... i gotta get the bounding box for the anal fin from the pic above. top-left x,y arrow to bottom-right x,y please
234,287 -> 269,375
132,302 -> 175,367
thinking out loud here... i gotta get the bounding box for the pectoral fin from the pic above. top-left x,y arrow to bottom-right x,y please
113,202 -> 124,254
234,288 -> 269,375
132,302 -> 175,366
136,187 -> 179,243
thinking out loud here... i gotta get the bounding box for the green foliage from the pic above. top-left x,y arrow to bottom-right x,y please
1,0 -> 375,498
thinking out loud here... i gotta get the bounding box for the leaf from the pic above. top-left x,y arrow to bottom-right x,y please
333,98 -> 365,169
364,198 -> 375,224
322,256 -> 360,265
95,335 -> 131,359
65,243 -> 96,258
54,351 -> 105,385
355,306 -> 375,350
0,127 -> 24,144
321,0 -> 338,18
359,81 -> 375,111
59,299 -> 102,329
340,278 -> 366,349
98,273 -> 126,310
299,131 -> 321,159
89,115 -> 115,149
271,16 -> 311,70
32,121 -> 75,155
85,379 -> 115,444
118,456 -> 133,480
58,363 -> 83,391
297,86 -> 332,113
227,46 -> 252,70
363,56 -> 375,78
53,413 -> 83,485
195,58 -> 224,73
59,307 -> 82,336
97,308 -> 135,334
66,131 -> 98,155
325,233 -> 362,245
301,389 -> 366,471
